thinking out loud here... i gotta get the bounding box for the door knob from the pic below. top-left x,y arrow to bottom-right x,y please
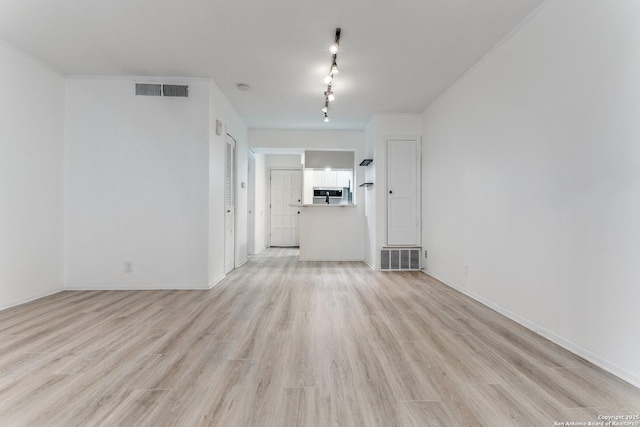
389,190 -> 393,194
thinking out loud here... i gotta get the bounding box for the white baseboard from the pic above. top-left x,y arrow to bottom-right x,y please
298,257 -> 365,262
0,287 -> 65,312
235,258 -> 248,268
65,283 -> 211,291
423,270 -> 640,389
363,260 -> 376,270
208,274 -> 226,289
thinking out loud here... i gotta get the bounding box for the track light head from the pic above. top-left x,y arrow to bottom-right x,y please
324,113 -> 330,122
331,61 -> 339,74
324,75 -> 333,84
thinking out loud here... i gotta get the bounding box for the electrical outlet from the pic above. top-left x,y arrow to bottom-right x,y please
424,250 -> 428,258
124,262 -> 133,273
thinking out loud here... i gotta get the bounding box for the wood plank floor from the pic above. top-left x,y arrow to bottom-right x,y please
0,248 -> 638,426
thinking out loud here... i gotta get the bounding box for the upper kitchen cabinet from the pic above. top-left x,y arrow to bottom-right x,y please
302,150 -> 355,205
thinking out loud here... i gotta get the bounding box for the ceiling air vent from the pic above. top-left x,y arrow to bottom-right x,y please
135,83 -> 162,96
163,84 -> 189,97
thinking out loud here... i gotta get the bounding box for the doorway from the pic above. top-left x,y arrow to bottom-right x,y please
269,169 -> 302,247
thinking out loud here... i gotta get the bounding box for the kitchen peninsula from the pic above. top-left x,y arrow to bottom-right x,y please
296,204 -> 364,261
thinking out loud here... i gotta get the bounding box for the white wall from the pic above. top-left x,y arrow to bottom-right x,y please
422,0 -> 640,387
250,129 -> 364,152
208,81 -> 248,283
65,77 -> 211,289
363,118 -> 377,267
265,154 -> 303,170
0,42 -> 65,309
252,152 -> 267,254
365,114 -> 422,269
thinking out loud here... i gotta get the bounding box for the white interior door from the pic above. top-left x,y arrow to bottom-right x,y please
270,169 -> 302,247
247,152 -> 256,255
224,135 -> 236,273
387,139 -> 419,246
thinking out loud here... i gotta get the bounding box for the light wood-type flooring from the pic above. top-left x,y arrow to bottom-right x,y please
1,248 -> 639,426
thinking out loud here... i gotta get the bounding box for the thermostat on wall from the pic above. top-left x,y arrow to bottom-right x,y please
215,119 -> 222,135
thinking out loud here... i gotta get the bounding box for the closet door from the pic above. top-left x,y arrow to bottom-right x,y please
387,139 -> 419,246
224,135 -> 236,273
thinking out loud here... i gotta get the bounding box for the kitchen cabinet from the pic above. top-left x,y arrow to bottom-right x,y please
312,170 -> 325,186
303,169 -> 354,203
309,170 -> 346,188
336,171 -> 351,188
323,171 -> 337,187
303,170 -> 314,203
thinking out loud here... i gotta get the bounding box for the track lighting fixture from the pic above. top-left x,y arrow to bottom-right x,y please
330,28 -> 341,53
321,28 -> 342,122
326,90 -> 335,102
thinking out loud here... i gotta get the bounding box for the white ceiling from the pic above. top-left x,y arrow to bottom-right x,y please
0,0 -> 544,130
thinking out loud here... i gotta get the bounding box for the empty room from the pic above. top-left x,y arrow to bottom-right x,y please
1,0 -> 639,425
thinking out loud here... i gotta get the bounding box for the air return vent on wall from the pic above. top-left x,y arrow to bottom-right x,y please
135,83 -> 189,97
135,83 -> 162,96
380,248 -> 421,271
163,84 -> 188,97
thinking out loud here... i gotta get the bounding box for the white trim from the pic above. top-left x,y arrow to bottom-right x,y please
255,246 -> 267,255
0,38 -> 64,76
0,288 -> 65,312
423,270 -> 640,389
235,258 -> 249,268
363,260 -> 376,270
65,283 -> 212,291
64,75 -> 211,82
208,274 -> 226,289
